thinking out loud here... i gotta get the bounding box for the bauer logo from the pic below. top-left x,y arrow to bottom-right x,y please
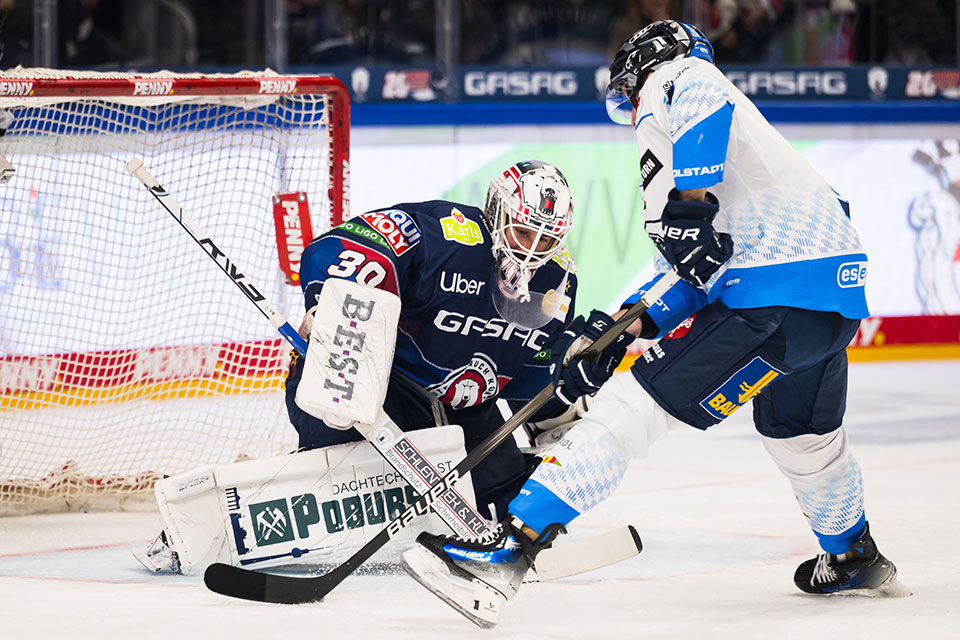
0,81 -> 34,96
259,79 -> 297,94
700,356 -> 783,420
837,261 -> 868,288
440,209 -> 484,246
132,80 -> 173,96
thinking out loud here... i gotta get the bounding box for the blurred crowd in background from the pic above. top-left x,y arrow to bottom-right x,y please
0,0 -> 956,71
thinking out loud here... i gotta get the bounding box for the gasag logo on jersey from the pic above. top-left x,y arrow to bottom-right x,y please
439,271 -> 486,296
837,261 -> 868,288
464,71 -> 577,97
428,354 -> 500,409
673,163 -> 724,179
434,310 -> 550,351
359,209 -> 421,256
440,208 -> 484,246
639,150 -> 663,189
700,356 -> 783,420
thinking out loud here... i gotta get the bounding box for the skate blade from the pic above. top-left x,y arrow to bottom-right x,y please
844,577 -> 912,598
400,546 -> 504,629
819,571 -> 913,598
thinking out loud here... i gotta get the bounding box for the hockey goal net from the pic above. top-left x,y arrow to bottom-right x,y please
0,69 -> 350,515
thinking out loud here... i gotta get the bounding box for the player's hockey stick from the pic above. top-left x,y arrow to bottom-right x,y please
125,158 -> 495,543
202,270 -> 681,603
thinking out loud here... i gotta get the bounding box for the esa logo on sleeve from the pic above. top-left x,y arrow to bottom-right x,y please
836,261 -> 867,288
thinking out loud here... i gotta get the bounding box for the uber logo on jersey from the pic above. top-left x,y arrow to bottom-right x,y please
837,261 -> 867,288
439,271 -> 486,295
639,150 -> 662,189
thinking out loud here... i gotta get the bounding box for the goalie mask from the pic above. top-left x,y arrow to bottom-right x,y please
484,159 -> 573,329
605,20 -> 714,125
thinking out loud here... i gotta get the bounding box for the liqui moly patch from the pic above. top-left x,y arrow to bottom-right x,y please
359,209 -> 422,256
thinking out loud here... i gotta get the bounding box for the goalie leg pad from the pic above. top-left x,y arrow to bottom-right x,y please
151,425 -> 472,574
296,278 -> 401,428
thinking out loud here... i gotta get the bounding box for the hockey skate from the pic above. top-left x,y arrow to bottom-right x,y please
133,530 -> 181,574
794,522 -> 910,597
400,517 -> 564,628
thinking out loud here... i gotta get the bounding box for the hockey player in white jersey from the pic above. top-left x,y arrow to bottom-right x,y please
402,20 -> 908,628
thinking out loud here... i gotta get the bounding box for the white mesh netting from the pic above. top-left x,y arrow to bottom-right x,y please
0,70 -> 345,515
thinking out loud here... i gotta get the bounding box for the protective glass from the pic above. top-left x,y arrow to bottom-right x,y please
491,256 -> 571,330
605,85 -> 636,126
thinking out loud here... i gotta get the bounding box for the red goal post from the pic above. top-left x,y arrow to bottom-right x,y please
0,69 -> 350,515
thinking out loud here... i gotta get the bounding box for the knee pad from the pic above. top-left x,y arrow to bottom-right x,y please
582,372 -> 682,458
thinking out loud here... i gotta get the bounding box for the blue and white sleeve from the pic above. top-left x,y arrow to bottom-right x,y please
622,271 -> 707,338
669,73 -> 734,191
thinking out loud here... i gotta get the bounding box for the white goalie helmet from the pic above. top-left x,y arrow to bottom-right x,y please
484,159 -> 573,289
483,159 -> 574,327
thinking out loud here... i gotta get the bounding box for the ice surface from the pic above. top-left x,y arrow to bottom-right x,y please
2,360 -> 958,639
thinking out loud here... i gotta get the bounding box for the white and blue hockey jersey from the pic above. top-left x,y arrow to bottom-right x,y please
625,57 -> 869,334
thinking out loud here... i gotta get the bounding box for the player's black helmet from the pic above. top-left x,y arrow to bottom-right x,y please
605,20 -> 714,125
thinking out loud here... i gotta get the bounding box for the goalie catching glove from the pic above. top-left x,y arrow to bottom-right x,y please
549,309 -> 634,405
652,189 -> 733,288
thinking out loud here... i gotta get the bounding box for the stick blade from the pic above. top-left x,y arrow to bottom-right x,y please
534,525 -> 643,581
204,562 -> 331,604
204,563 -> 271,602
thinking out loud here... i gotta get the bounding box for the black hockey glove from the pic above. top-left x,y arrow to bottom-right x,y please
549,310 -> 635,405
651,189 -> 734,288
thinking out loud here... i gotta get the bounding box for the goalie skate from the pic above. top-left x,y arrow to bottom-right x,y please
133,531 -> 181,574
794,522 -> 911,598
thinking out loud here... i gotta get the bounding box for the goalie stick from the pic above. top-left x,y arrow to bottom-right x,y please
125,158 -> 495,544
201,270 -> 681,604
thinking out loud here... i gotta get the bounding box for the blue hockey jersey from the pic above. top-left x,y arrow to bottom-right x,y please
297,200 -> 578,410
